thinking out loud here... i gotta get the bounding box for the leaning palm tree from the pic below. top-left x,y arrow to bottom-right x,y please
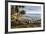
11,5 -> 26,22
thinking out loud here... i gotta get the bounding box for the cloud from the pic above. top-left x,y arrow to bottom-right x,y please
24,6 -> 41,12
23,6 -> 41,14
26,11 -> 41,14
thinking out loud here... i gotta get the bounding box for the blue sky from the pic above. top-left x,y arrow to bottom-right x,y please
23,6 -> 41,14
19,5 -> 41,14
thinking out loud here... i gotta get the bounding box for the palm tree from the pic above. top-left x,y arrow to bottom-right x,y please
15,5 -> 25,17
20,10 -> 25,15
11,5 -> 14,15
11,5 -> 26,21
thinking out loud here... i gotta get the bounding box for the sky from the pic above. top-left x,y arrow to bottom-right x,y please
19,5 -> 41,20
23,6 -> 41,20
20,6 -> 41,14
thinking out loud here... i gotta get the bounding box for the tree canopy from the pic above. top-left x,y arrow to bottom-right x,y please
20,10 -> 26,15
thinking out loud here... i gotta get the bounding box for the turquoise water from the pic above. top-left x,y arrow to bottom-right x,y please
23,14 -> 41,20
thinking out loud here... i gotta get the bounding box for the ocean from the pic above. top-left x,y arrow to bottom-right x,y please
23,14 -> 41,20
